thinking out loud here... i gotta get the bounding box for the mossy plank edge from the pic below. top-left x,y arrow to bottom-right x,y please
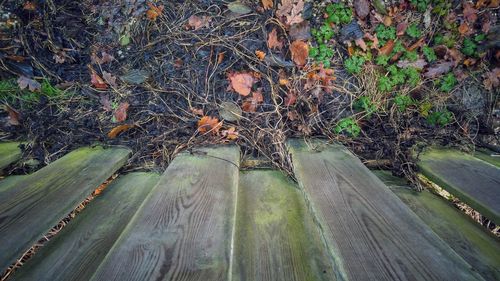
473,149 -> 500,168
233,170 -> 339,281
287,139 -> 484,281
0,146 -> 131,271
0,142 -> 22,170
91,146 -> 240,281
418,148 -> 500,224
374,170 -> 500,281
10,172 -> 159,281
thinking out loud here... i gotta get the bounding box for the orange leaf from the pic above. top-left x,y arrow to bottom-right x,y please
146,2 -> 164,21
242,91 -> 264,112
261,0 -> 273,10
228,72 -> 254,96
222,127 -> 239,140
23,1 -> 36,11
114,102 -> 130,122
217,52 -> 225,64
255,50 -> 266,61
198,116 -> 222,134
407,38 -> 424,52
108,124 -> 134,139
379,40 -> 395,56
88,65 -> 108,89
290,40 -> 309,67
267,28 -> 283,50
458,22 -> 469,35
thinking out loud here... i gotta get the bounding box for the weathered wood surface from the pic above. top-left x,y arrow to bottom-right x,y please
0,175 -> 28,193
288,139 -> 485,281
374,170 -> 500,281
90,146 -> 239,281
0,146 -> 130,271
473,149 -> 500,168
11,172 -> 159,281
418,148 -> 500,223
233,170 -> 339,281
0,142 -> 22,170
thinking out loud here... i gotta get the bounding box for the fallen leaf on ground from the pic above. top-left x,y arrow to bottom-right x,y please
383,16 -> 392,27
121,69 -> 150,84
17,76 -> 41,92
198,116 -> 222,134
261,0 -> 273,10
289,21 -> 311,40
267,28 -> 283,50
102,71 -> 117,87
228,2 -> 252,14
228,72 -> 255,96
355,38 -> 368,51
354,0 -> 370,19
222,127 -> 239,140
88,65 -> 108,89
458,22 -> 470,35
483,67 -> 500,90
255,50 -> 266,60
23,1 -> 36,11
276,0 -> 304,26
242,91 -> 264,112
285,91 -> 297,106
100,95 -> 112,111
424,61 -> 454,78
114,102 -> 130,122
407,38 -> 424,51
290,40 -> 309,67
146,2 -> 164,21
364,33 -> 379,49
53,52 -> 66,64
463,2 -> 478,23
108,124 -> 134,139
379,40 -> 395,56
396,22 -> 408,36
217,52 -> 225,64
4,104 -> 20,126
91,51 -> 115,64
219,102 -> 242,121
397,59 -> 427,69
187,15 -> 211,30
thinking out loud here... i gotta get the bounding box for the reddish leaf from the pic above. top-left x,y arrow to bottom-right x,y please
108,124 -> 134,139
285,92 -> 297,106
114,102 -> 130,122
407,38 -> 424,51
255,50 -> 266,61
5,104 -> 20,126
198,116 -> 222,134
290,40 -> 309,67
355,38 -> 368,51
396,22 -> 408,36
17,76 -> 41,92
354,0 -> 370,19
379,40 -> 395,56
242,91 -> 264,112
102,71 -> 117,88
146,2 -> 164,21
267,28 -> 283,50
276,0 -> 305,26
88,66 -> 108,90
228,72 -> 255,96
458,22 -> 470,35
222,127 -> 239,140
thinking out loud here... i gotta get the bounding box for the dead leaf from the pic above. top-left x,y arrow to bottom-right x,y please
276,0 -> 304,26
383,16 -> 392,27
397,59 -> 427,69
261,0 -> 273,10
102,71 -> 117,88
217,52 -> 225,64
228,72 -> 255,96
88,65 -> 108,89
364,33 -> 379,49
285,91 -> 297,106
355,38 -> 367,51
463,58 -> 477,67
23,1 -> 36,11
267,28 -> 283,50
190,107 -> 204,116
289,21 -> 311,41
198,116 -> 222,134
91,51 -> 115,64
407,38 -> 424,51
483,67 -> 500,90
424,61 -> 454,78
100,95 -> 112,111
187,15 -> 211,30
242,91 -> 264,112
379,40 -> 395,56
463,2 -> 478,23
448,48 -> 464,65
17,76 -> 41,92
458,22 -> 469,35
4,104 -> 20,126
108,124 -> 134,139
114,102 -> 130,122
255,50 -> 266,61
396,22 -> 408,36
53,52 -> 66,64
354,0 -> 370,19
146,2 -> 164,21
290,40 -> 309,67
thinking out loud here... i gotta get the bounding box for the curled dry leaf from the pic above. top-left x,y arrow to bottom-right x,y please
290,40 -> 309,67
261,0 -> 273,10
379,40 -> 395,56
187,15 -> 211,30
255,50 -> 266,60
276,0 -> 305,26
267,28 -> 283,50
146,2 -> 164,21
228,72 -> 255,96
222,127 -> 239,140
88,66 -> 108,89
424,61 -> 454,78
17,76 -> 41,92
198,116 -> 222,134
114,102 -> 130,122
108,124 -> 134,139
102,71 -> 117,88
5,104 -> 20,126
458,22 -> 470,35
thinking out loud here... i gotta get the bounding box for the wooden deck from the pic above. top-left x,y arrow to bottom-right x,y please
1,141 -> 498,281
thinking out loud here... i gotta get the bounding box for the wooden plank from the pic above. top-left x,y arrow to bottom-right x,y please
473,149 -> 500,168
288,139 -> 485,281
90,146 -> 240,281
0,175 -> 28,193
10,172 -> 159,281
374,170 -> 500,281
233,170 -> 340,281
0,146 -> 130,271
0,142 -> 22,170
418,148 -> 500,223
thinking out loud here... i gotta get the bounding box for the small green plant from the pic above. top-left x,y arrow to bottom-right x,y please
344,55 -> 365,74
403,50 -> 418,62
378,76 -> 393,92
309,43 -> 335,68
474,33 -> 486,42
375,24 -> 396,45
406,24 -> 422,38
354,96 -> 377,116
434,34 -> 456,48
388,65 -> 405,85
375,54 -> 390,66
432,0 -> 452,16
422,46 -> 437,62
334,117 -> 361,137
439,73 -> 457,92
391,40 -> 406,55
427,109 -> 453,126
403,67 -> 421,87
311,24 -> 335,43
394,94 -> 415,112
461,38 -> 477,57
325,3 -> 353,25
411,0 -> 430,12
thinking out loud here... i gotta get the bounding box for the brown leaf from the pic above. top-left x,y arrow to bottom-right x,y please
285,91 -> 297,106
146,2 -> 164,21
102,71 -> 117,88
100,95 -> 112,111
364,33 -> 379,49
458,22 -> 470,35
228,72 -> 255,96
397,59 -> 427,70
114,102 -> 130,122
396,22 -> 408,36
187,15 -> 211,30
290,40 -> 309,67
354,0 -> 370,19
379,40 -> 395,56
88,66 -> 108,89
261,0 -> 273,10
190,107 -> 204,116
108,124 -> 134,139
355,38 -> 368,51
423,61 -> 454,78
222,127 -> 239,140
255,50 -> 266,61
276,0 -> 304,26
198,116 -> 222,134
383,16 -> 392,27
91,51 -> 115,64
267,28 -> 283,50
17,76 -> 41,92
242,91 -> 264,112
4,104 -> 20,126
448,48 -> 464,65
463,2 -> 478,23
483,67 -> 500,90
289,21 -> 311,41
407,38 -> 424,52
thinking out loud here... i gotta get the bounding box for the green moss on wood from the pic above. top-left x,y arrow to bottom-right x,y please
0,142 -> 22,170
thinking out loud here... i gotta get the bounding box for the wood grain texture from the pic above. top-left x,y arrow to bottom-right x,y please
473,149 -> 500,168
10,172 -> 159,281
91,146 -> 240,281
288,139 -> 485,281
233,170 -> 340,281
0,146 -> 130,271
0,142 -> 22,170
418,148 -> 500,223
374,170 -> 500,281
